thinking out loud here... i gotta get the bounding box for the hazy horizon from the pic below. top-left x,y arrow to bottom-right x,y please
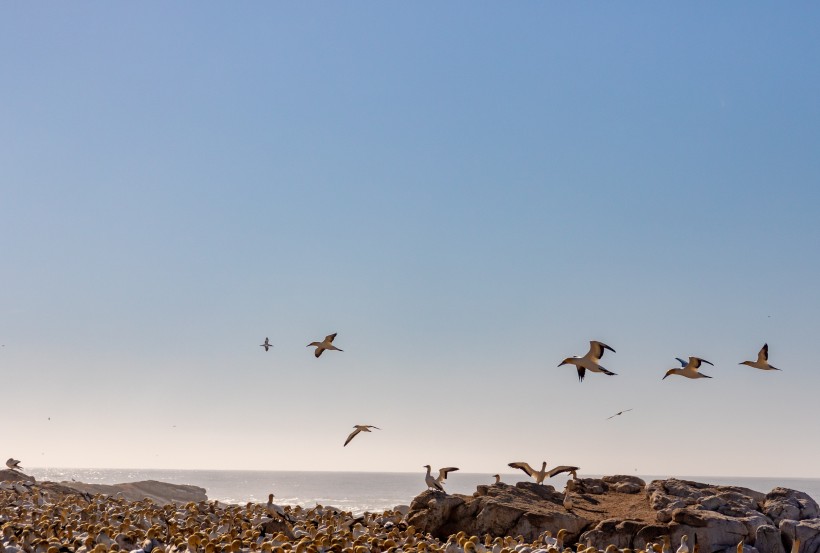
2,4 -> 820,478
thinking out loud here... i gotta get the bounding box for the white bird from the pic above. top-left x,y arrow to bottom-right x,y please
424,465 -> 444,491
740,343 -> 781,371
435,466 -> 459,484
307,333 -> 343,358
423,465 -> 458,491
343,425 -> 380,446
676,535 -> 690,553
260,337 -> 273,352
5,458 -> 22,471
559,341 -> 617,382
606,408 -> 633,420
508,461 -> 578,484
492,474 -> 501,484
663,357 -> 714,380
563,491 -> 573,511
266,493 -> 289,521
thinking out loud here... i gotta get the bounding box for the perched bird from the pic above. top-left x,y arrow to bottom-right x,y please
5,458 -> 22,471
344,425 -> 381,446
260,337 -> 273,352
676,535 -> 689,553
423,465 -> 444,491
492,474 -> 501,484
563,491 -> 573,511
663,357 -> 714,380
606,408 -> 633,420
740,343 -> 781,371
559,341 -> 617,382
435,466 -> 459,484
307,333 -> 343,358
508,461 -> 579,484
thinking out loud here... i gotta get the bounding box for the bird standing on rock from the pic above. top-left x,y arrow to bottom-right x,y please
5,458 -> 22,471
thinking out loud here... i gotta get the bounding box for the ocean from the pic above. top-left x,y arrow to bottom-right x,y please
26,468 -> 820,515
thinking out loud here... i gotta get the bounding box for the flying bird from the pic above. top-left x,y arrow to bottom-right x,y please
663,357 -> 714,380
5,458 -> 22,471
344,425 -> 381,446
260,337 -> 273,352
508,461 -> 579,484
740,343 -> 781,371
308,333 -> 343,358
606,408 -> 633,420
559,341 -> 617,382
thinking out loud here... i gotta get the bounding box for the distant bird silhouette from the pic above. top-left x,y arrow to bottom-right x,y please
740,343 -> 780,371
308,333 -> 343,358
344,425 -> 380,446
260,337 -> 273,352
663,357 -> 713,380
559,341 -> 617,382
606,408 -> 633,420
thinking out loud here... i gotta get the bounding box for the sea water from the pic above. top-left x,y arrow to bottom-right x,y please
26,468 -> 820,514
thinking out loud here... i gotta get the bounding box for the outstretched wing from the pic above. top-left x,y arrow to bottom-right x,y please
315,347 -> 324,358
577,366 -> 586,382
589,341 -> 615,359
325,333 -> 338,343
344,428 -> 362,447
547,465 -> 579,478
758,343 -> 769,363
508,462 -> 535,477
438,467 -> 459,481
366,425 -> 381,430
675,358 -> 687,367
689,357 -> 713,370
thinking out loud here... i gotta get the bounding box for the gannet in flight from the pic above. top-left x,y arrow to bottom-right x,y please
663,357 -> 713,379
308,333 -> 343,358
343,425 -> 381,446
740,343 -> 780,371
508,461 -> 579,484
559,341 -> 617,382
5,458 -> 22,471
260,337 -> 273,352
606,408 -> 633,420
675,358 -> 687,367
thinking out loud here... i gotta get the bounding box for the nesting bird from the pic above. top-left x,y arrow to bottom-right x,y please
663,357 -> 714,380
559,341 -> 617,382
508,461 -> 579,484
343,425 -> 381,446
307,333 -> 343,358
740,343 -> 780,371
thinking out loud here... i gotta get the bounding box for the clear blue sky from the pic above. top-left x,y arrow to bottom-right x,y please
2,3 -> 819,477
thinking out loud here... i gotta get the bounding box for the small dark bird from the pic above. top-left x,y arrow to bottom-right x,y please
606,408 -> 633,420
260,337 -> 273,352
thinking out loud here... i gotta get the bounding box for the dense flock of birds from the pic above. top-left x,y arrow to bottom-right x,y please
0,478 -> 801,553
0,334 -> 786,553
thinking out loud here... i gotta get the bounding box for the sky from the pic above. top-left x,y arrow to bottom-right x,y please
1,3 -> 820,478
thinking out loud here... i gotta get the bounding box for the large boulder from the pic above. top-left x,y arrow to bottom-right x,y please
779,518 -> 820,553
63,479 -> 207,505
764,489 -> 820,526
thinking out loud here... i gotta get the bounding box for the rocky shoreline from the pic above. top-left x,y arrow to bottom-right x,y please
0,469 -> 207,505
406,475 -> 820,553
4,469 -> 820,553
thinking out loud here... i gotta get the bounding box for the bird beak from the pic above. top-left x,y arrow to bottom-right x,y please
662,374 -> 668,380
